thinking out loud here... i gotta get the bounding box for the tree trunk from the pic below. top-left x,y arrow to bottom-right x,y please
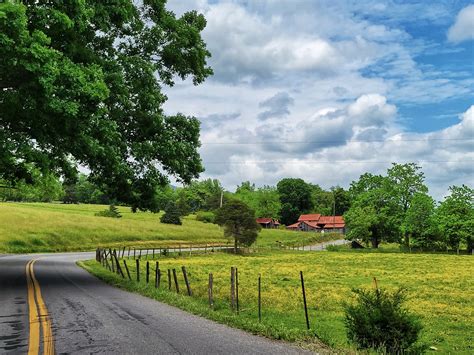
371,237 -> 379,248
467,236 -> 473,254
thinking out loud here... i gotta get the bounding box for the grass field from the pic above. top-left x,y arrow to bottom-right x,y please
83,250 -> 473,353
0,202 -> 339,253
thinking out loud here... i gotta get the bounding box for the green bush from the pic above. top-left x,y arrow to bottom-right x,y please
196,211 -> 215,223
95,205 -> 122,218
344,287 -> 423,353
160,201 -> 182,225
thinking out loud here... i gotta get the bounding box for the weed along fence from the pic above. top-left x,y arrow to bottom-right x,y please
96,247 -> 319,334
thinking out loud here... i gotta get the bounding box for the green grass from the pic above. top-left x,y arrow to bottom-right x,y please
0,202 -> 340,253
83,250 -> 474,353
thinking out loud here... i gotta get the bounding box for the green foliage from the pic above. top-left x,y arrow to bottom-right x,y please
155,185 -> 177,212
346,164 -> 429,248
436,185 -> 474,252
215,199 -> 261,251
0,169 -> 64,202
62,174 -> 109,205
403,193 -> 440,249
160,201 -> 182,225
177,179 -> 224,214
344,287 -> 423,353
345,179 -> 401,248
235,182 -> 281,219
0,1 -> 212,210
277,178 -> 313,225
332,186 -> 351,215
196,211 -> 215,223
95,205 -> 122,218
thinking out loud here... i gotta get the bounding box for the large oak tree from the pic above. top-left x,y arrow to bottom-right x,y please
0,0 -> 212,211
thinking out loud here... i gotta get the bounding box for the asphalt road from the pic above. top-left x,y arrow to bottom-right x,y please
0,252 -> 311,354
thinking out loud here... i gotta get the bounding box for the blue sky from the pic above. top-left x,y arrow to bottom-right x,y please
164,0 -> 473,199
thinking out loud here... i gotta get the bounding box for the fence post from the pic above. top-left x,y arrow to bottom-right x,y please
109,249 -> 115,273
104,257 -> 111,271
113,250 -> 125,278
236,267 -> 239,314
208,273 -> 214,309
230,267 -> 236,311
133,248 -> 136,259
373,277 -> 378,290
136,259 -> 140,282
128,247 -> 131,258
122,246 -> 126,258
258,274 -> 262,322
139,249 -> 142,259
152,248 -> 155,259
123,260 -> 131,280
172,269 -> 179,293
300,271 -> 310,330
182,266 -> 192,296
146,261 -> 150,284
155,262 -> 160,288
168,269 -> 172,290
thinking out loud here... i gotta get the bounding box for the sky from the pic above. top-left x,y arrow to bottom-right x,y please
163,0 -> 474,200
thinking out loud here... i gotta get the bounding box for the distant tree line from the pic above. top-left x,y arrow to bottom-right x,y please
1,162 -> 471,252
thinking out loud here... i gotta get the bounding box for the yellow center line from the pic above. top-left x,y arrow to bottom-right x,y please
26,260 -> 40,355
26,259 -> 55,355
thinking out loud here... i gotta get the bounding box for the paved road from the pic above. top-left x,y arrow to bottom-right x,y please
0,252 -> 311,354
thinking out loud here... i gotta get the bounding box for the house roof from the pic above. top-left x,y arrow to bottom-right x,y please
317,216 -> 345,224
298,214 -> 321,222
256,218 -> 273,224
301,221 -> 321,229
286,222 -> 301,229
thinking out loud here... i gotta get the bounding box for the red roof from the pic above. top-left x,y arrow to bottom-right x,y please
298,214 -> 321,222
286,222 -> 301,229
301,221 -> 321,229
256,218 -> 273,224
317,216 -> 344,224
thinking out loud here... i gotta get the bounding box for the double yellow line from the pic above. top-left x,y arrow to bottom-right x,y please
26,259 -> 55,355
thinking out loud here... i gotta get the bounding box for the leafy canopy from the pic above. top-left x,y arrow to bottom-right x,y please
0,1 -> 212,211
215,199 -> 261,252
277,178 -> 313,225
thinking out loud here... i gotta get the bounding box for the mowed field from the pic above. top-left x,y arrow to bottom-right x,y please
84,251 -> 474,353
0,202 -> 337,253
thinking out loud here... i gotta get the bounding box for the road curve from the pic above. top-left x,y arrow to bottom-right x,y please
0,252 -> 310,354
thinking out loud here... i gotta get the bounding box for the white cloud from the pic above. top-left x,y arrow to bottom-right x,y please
163,0 -> 474,200
447,5 -> 474,43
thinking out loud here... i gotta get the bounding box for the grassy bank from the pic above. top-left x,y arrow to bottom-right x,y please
82,250 -> 473,353
0,202 -> 340,253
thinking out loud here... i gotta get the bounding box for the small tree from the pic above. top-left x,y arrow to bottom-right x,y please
344,287 -> 423,353
160,201 -> 182,225
95,205 -> 122,218
215,199 -> 261,253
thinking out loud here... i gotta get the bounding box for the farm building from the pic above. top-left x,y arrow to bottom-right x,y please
286,214 -> 345,234
256,218 -> 280,229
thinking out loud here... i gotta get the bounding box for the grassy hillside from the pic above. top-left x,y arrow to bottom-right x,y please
0,202 -> 339,253
83,250 -> 473,353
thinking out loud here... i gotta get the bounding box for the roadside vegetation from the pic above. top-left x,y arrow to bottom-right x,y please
82,250 -> 473,353
0,202 -> 339,253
